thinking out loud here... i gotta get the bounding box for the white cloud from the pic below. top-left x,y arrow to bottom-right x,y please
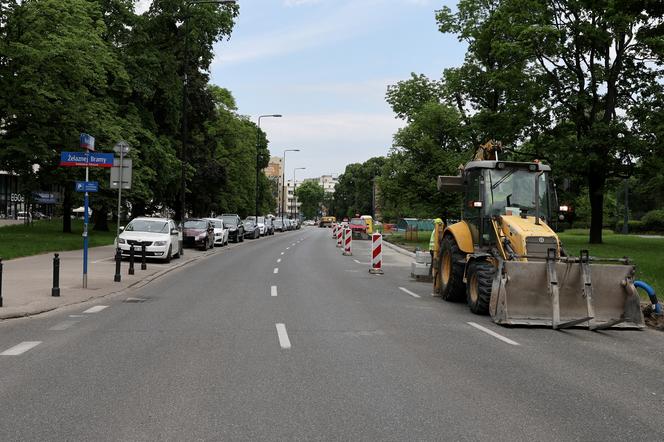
215,2 -> 382,66
263,112 -> 405,176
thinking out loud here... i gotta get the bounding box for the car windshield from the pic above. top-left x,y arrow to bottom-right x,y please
350,218 -> 364,226
125,219 -> 169,233
221,216 -> 236,224
208,219 -> 223,228
485,169 -> 550,219
274,220 -> 283,227
184,220 -> 207,229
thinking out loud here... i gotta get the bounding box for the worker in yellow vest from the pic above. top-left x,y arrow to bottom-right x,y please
430,218 -> 444,290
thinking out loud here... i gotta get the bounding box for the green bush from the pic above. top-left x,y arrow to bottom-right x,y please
641,210 -> 664,232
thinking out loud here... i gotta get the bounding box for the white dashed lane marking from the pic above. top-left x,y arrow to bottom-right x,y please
398,287 -> 421,298
273,268 -> 279,274
271,286 -> 278,297
83,305 -> 108,314
280,252 -> 284,255
277,258 -> 282,263
1,341 -> 42,356
467,322 -> 520,346
275,323 -> 292,349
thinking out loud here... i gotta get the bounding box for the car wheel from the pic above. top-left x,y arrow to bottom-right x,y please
173,243 -> 180,259
165,245 -> 172,263
240,233 -> 244,242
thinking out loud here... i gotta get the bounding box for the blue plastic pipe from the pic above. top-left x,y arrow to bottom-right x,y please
634,280 -> 661,315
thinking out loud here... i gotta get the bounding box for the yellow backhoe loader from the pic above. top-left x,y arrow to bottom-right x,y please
434,142 -> 644,330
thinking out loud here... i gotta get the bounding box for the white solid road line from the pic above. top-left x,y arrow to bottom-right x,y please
49,320 -> 79,331
273,268 -> 279,274
467,322 -> 520,346
353,259 -> 361,264
398,287 -> 421,298
277,258 -> 282,263
1,341 -> 42,356
83,305 -> 108,314
275,323 -> 292,349
271,285 -> 278,297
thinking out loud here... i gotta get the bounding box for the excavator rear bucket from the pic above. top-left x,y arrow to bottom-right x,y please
489,250 -> 644,330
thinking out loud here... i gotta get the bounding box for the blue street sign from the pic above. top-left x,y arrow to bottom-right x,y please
75,181 -> 99,193
80,133 -> 95,151
60,151 -> 114,168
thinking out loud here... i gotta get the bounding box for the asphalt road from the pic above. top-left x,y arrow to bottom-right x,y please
0,227 -> 662,441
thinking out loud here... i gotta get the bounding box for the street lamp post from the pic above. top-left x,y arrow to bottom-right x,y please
281,149 -> 300,225
256,114 -> 282,222
181,0 -> 236,241
292,167 -> 306,220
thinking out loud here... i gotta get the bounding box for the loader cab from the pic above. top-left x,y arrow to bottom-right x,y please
462,161 -> 553,247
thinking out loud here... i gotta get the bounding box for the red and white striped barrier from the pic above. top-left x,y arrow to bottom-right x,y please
369,233 -> 384,274
336,225 -> 343,248
343,227 -> 352,256
332,223 -> 338,239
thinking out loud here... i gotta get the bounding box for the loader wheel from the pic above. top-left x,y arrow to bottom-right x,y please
466,260 -> 496,315
440,235 -> 466,302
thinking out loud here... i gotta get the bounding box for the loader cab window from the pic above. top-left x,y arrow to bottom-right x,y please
463,169 -> 482,245
485,168 -> 551,221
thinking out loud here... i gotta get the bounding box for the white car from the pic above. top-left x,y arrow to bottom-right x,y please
116,217 -> 182,262
205,218 -> 229,246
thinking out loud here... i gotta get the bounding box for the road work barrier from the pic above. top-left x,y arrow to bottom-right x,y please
343,227 -> 352,256
336,225 -> 343,248
369,233 -> 384,274
332,223 -> 338,239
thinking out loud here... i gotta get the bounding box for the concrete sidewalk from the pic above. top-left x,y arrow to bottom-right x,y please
0,245 -> 212,320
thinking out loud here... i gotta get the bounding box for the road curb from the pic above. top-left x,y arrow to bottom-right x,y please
382,239 -> 416,258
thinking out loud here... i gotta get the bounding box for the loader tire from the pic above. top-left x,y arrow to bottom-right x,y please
466,260 -> 496,315
440,235 -> 466,302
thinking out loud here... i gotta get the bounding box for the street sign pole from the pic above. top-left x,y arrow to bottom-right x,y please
116,145 -> 124,241
83,150 -> 89,289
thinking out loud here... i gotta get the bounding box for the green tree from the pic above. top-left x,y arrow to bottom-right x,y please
295,181 -> 325,220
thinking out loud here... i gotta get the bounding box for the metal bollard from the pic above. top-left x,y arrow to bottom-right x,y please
114,248 -> 122,282
51,253 -> 60,297
0,258 -> 3,307
141,243 -> 147,270
128,244 -> 135,275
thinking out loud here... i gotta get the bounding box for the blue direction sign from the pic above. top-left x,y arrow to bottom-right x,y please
60,151 -> 114,168
80,133 -> 95,151
75,181 -> 99,193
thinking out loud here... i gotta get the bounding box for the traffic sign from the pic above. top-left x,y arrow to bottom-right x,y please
60,151 -> 114,168
80,133 -> 95,151
75,181 -> 99,193
110,158 -> 132,189
113,140 -> 130,154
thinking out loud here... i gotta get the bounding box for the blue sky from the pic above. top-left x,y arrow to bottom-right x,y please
145,0 -> 465,178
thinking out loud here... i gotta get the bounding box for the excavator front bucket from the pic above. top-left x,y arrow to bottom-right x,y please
489,251 -> 644,330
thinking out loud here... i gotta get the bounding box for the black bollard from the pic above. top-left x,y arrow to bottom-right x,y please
0,258 -> 3,307
128,244 -> 135,275
114,248 -> 122,282
141,243 -> 147,270
51,253 -> 60,297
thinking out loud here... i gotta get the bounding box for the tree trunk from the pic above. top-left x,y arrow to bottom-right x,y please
588,171 -> 605,244
62,184 -> 72,233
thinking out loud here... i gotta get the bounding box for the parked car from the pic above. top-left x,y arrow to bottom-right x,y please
273,219 -> 285,232
220,214 -> 245,243
243,219 -> 261,239
295,219 -> 302,230
117,217 -> 182,262
183,218 -> 215,250
246,216 -> 272,236
204,218 -> 229,247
